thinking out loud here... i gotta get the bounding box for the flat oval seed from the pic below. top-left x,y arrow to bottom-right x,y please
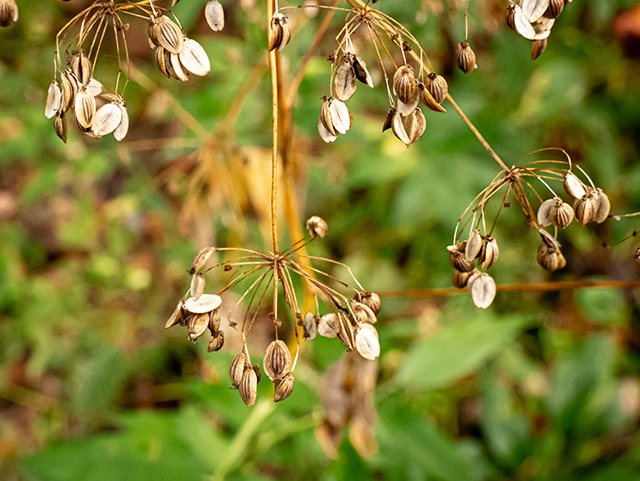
179,38 -> 211,77
333,61 -> 357,102
205,0 -> 224,31
521,0 -> 550,22
318,116 -> 337,143
171,52 -> 190,81
113,102 -> 129,141
74,89 -> 96,130
329,99 -> 351,135
92,102 -> 122,137
45,80 -> 62,119
468,272 -> 496,309
355,324 -> 380,360
184,293 -> 222,314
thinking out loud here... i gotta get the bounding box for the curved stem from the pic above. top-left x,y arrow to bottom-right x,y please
269,0 -> 279,253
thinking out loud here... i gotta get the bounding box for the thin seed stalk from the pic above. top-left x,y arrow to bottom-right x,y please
269,0 -> 279,253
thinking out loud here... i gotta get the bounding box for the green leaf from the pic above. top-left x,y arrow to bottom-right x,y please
398,313 -> 531,389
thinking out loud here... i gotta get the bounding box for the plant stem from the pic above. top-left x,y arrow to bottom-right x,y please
268,0 -> 279,253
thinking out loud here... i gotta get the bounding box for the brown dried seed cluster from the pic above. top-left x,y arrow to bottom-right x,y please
268,13 -> 291,52
537,232 -> 566,272
562,172 -> 610,225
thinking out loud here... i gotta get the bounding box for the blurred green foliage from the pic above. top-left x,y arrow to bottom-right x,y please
1,1 -> 640,480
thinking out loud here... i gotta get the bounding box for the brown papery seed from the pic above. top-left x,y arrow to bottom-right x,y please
263,340 -> 292,381
274,374 -> 295,402
333,61 -> 357,102
239,368 -> 258,406
54,113 -> 68,143
207,331 -> 224,352
306,215 -> 328,239
229,352 -> 248,388
153,16 -> 184,55
393,66 -> 416,105
205,0 -> 225,31
531,38 -> 548,60
425,72 -> 448,104
455,42 -> 477,74
74,89 -> 96,130
190,247 -> 216,274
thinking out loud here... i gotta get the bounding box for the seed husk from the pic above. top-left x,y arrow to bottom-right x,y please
0,0 -> 18,27
179,38 -> 211,77
382,108 -> 395,132
151,16 -> 184,55
521,0 -> 550,22
417,82 -> 446,113
229,352 -> 248,388
448,243 -> 474,272
113,101 -> 129,141
397,94 -> 420,117
467,272 -> 496,309
54,113 -> 68,143
537,198 -> 556,227
595,189 -> 610,223
393,65 -> 416,105
424,72 -> 448,104
184,293 -> 222,314
465,229 -> 483,262
333,60 -> 357,102
268,13 -> 291,52
92,102 -> 122,137
74,88 -> 96,130
391,109 -> 411,146
191,247 -> 216,274
452,268 -> 477,289
563,172 -> 587,199
60,70 -> 78,113
531,38 -> 548,60
165,301 -> 184,329
205,0 -> 225,31
329,98 -> 351,135
455,41 -> 477,74
45,80 -> 62,119
318,115 -> 337,143
319,98 -> 336,136
479,236 -> 499,270
544,0 -> 564,19
305,215 -> 328,239
155,46 -> 171,78
188,313 -> 209,341
274,373 -> 295,402
537,242 -> 565,271
574,195 -> 598,226
171,52 -> 190,82
239,368 -> 258,406
354,291 -> 381,316
317,313 -> 341,338
352,54 -> 374,88
303,312 -> 317,340
190,273 -> 205,300
207,331 -> 224,352
71,51 -> 93,86
405,107 -> 426,144
511,5 -> 537,40
351,302 -> 377,325
552,200 -> 574,228
263,339 -> 292,381
355,324 -> 380,360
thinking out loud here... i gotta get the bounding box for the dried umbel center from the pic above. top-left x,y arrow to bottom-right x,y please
455,42 -> 476,74
0,0 -> 18,27
263,340 -> 292,381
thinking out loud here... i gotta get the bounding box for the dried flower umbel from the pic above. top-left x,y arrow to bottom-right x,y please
165,217 -> 381,406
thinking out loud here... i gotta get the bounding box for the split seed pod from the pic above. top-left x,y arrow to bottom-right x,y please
531,38 -> 548,61
552,200 -> 574,228
393,66 -> 417,105
317,313 -> 341,338
563,172 -> 587,199
318,115 -> 337,143
205,0 -> 225,32
274,373 -> 295,402
229,352 -> 248,388
479,236 -> 499,270
0,0 -> 18,27
188,313 -> 209,341
74,88 -> 96,130
544,0 -> 564,19
452,268 -> 478,289
184,293 -> 222,314
170,52 -> 190,82
165,301 -> 184,329
354,291 -> 381,316
329,98 -> 352,135
467,272 -> 497,309
455,42 -> 477,74
352,54 -> 374,88
333,60 -> 357,102
574,194 -> 598,226
268,13 -> 291,52
351,302 -> 377,325
263,340 -> 292,381
45,81 -> 62,119
306,215 -> 328,239
521,0 -> 551,23
239,368 -> 258,406
424,72 -> 448,104
71,51 -> 92,86
405,108 -> 426,144
391,109 -> 411,146
355,324 -> 380,360
191,247 -> 216,274
54,112 -> 68,143
303,312 -> 317,340
190,273 -> 205,300
465,229 -> 483,262
207,331 -> 224,352
595,188 -> 610,223
417,82 -> 446,113
448,243 -> 474,273
92,101 -> 123,138
60,70 -> 78,113
537,242 -> 566,271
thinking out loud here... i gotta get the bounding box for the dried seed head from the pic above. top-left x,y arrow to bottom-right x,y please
54,112 -> 68,144
452,268 -> 478,289
465,229 -> 483,262
190,247 -> 216,274
424,72 -> 448,104
303,312 -> 317,340
538,197 -> 561,227
594,188 -> 610,224
531,38 -> 548,60
563,172 -> 587,199
574,194 -> 598,226
317,313 -> 341,338
354,291 -> 381,316
355,324 -> 380,360
544,0 -> 564,19
263,340 -> 292,381
0,0 -> 18,27
448,243 -> 474,272
207,331 -> 224,352
333,60 -> 357,102
306,215 -> 328,239
467,271 -> 496,309
208,308 -> 221,334
179,38 -> 211,77
60,70 -> 78,113
479,236 -> 499,270
417,82 -> 446,113
150,15 -> 184,55
393,66 -> 417,105
188,313 -> 209,341
537,242 -> 565,271
455,42 -> 477,74
274,373 -> 295,402
205,0 -> 225,31
184,293 -> 222,314
165,301 -> 184,329
351,54 -> 374,88
229,352 -> 248,388
239,368 -> 258,406
268,13 -> 291,52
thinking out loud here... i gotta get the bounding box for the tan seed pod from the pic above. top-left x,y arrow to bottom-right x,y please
303,312 -> 317,340
397,93 -> 420,117
537,243 -> 561,271
229,352 -> 248,388
382,108 -> 395,132
406,107 -> 426,144
452,268 -> 477,289
467,272 -> 496,309
574,195 -> 598,226
263,340 -> 292,381
190,247 -> 216,274
155,46 -> 171,78
318,115 -> 337,143
506,5 -> 517,31
151,16 -> 184,55
393,66 -> 416,105
355,291 -> 381,316
447,244 -> 474,273
455,41 -> 477,74
92,102 -> 122,137
74,88 -> 96,130
188,313 -> 209,341
207,331 -> 224,352
563,172 -> 587,199
179,38 -> 211,77
391,109 -> 412,147
190,273 -> 205,300
45,80 -> 62,119
351,302 -> 377,325
544,0 -> 564,18
511,5 -> 537,40
355,324 -> 380,360
595,189 -> 610,224
205,0 -> 225,32
329,98 -> 351,135
521,0 -> 551,22
208,307 -> 221,334
305,215 -> 328,239
0,0 -> 18,27
531,38 -> 548,60
171,52 -> 190,82
239,368 -> 258,406
268,18 -> 283,52
53,113 -> 68,143
333,60 -> 357,102
424,72 -> 448,104
60,70 -> 78,113
165,301 -> 184,329
113,101 -> 129,142
71,51 -> 92,86
274,373 -> 295,402
551,200 -> 574,228
319,98 -> 336,135
352,54 -> 374,88
537,198 -> 556,227
184,293 -> 222,314
465,229 -> 483,262
317,312 -> 341,338
417,82 -> 446,113
480,236 -> 500,270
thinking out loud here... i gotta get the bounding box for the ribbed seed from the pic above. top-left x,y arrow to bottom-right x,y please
229,352 -> 248,388
263,340 -> 292,381
531,38 -> 548,60
424,72 -> 448,104
74,88 -> 96,130
455,42 -> 476,74
0,0 -> 18,27
151,16 -> 184,54
333,60 -> 357,102
393,65 -> 416,105
239,368 -> 257,406
274,374 -> 295,402
71,51 -> 92,86
54,113 -> 68,143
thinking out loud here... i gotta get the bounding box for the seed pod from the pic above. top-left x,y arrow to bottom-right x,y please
563,172 -> 586,199
306,215 -> 328,239
505,5 -> 517,31
60,70 -> 78,113
533,16 -> 555,40
329,98 -> 352,135
274,373 -> 295,402
189,273 -> 205,300
207,331 -> 224,352
184,293 -> 222,314
417,82 -> 446,113
479,236 -> 499,270
391,109 -> 411,146
405,107 -> 426,144
531,38 -> 548,60
397,93 -> 420,117
465,229 -> 483,262
208,307 -> 221,334
537,198 -> 556,227
229,352 -> 248,388
448,244 -> 474,273
165,301 -> 184,329
191,247 -> 216,274
45,80 -> 62,119
239,368 -> 258,406
92,102 -> 122,138
352,54 -> 374,88
205,0 -> 225,32
333,60 -> 357,102
574,194 -> 598,226
595,188 -> 610,224
467,272 -> 496,309
424,72 -> 448,104
155,46 -> 171,77
268,16 -> 283,52
263,340 -> 292,381
171,52 -> 190,82
355,324 -> 380,360
54,112 -> 68,143
355,291 -> 381,316
452,268 -> 477,289
319,98 -> 336,136
188,313 -> 209,341
551,200 -> 574,228
0,0 -> 18,27
318,115 -> 337,143
71,51 -> 92,86
455,42 -> 476,74
74,88 -> 96,130
113,100 -> 129,141
150,16 -> 184,55
317,312 -> 341,338
521,0 -> 550,22
351,302 -> 377,325
382,108 -> 395,132
544,0 -> 564,19
303,312 -> 317,340
537,242 -> 563,271
179,38 -> 211,77
393,66 -> 416,105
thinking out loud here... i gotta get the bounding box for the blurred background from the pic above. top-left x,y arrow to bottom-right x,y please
1,0 -> 640,479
